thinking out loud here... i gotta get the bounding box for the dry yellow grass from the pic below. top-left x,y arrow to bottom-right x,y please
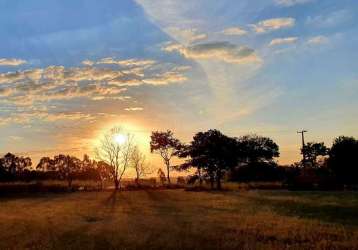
0,190 -> 357,249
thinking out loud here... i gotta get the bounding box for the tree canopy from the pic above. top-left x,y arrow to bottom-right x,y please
178,129 -> 239,189
328,136 -> 358,185
236,134 -> 280,165
301,142 -> 328,167
150,130 -> 182,183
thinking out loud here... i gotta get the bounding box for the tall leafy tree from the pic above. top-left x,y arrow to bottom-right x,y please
178,129 -> 239,190
301,142 -> 328,167
54,155 -> 82,188
328,136 -> 358,185
150,130 -> 182,183
1,153 -> 32,175
236,135 -> 280,165
227,135 -> 280,182
37,157 -> 56,171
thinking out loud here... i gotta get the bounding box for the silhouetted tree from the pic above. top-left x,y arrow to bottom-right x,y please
54,155 -> 82,188
178,129 -> 239,190
0,153 -> 32,177
227,135 -> 280,182
237,134 -> 280,165
95,127 -> 134,190
150,130 -> 182,183
328,136 -> 358,185
79,154 -> 100,181
157,168 -> 166,185
97,161 -> 112,189
37,154 -> 81,188
131,146 -> 150,186
82,154 -> 93,171
37,157 -> 56,172
301,142 -> 328,168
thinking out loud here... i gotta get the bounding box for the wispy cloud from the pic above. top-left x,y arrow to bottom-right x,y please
163,42 -> 261,64
0,109 -> 122,127
9,136 -> 24,141
251,18 -> 295,33
86,58 -> 156,67
275,0 -> 314,7
306,35 -> 329,45
124,107 -> 144,111
165,27 -> 207,44
222,27 -> 247,36
306,9 -> 352,28
269,37 -> 298,46
0,58 -> 27,66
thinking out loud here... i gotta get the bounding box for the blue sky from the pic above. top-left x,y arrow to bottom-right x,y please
0,0 -> 357,166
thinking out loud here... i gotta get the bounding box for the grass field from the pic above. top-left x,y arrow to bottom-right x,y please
0,190 -> 357,249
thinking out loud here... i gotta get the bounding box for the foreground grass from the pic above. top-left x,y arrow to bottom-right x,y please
0,190 -> 357,249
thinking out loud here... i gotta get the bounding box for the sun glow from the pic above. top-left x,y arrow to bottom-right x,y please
113,133 -> 127,145
92,121 -> 152,158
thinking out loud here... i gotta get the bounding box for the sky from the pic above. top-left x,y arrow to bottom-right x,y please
0,0 -> 357,170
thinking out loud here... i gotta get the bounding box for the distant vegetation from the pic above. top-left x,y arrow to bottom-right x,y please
0,128 -> 357,191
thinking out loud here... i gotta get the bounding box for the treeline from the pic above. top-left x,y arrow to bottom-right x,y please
1,128 -> 357,191
0,153 -> 110,188
151,130 -> 358,190
287,136 -> 358,189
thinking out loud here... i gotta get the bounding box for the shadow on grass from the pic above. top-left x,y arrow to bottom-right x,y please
249,194 -> 358,227
103,190 -> 118,212
0,191 -> 72,202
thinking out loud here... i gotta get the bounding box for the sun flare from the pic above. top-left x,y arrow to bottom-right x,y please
113,133 -> 127,145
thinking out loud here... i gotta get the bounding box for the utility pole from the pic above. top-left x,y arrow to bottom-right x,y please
297,130 -> 307,162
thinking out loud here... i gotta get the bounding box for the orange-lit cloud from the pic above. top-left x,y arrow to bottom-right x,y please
0,58 -> 27,66
251,18 -> 295,33
222,27 -> 247,36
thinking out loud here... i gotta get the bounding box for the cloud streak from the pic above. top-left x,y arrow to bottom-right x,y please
163,42 -> 261,64
275,0 -> 314,7
222,27 -> 247,36
165,27 -> 207,44
307,35 -> 328,45
0,58 -> 27,66
251,18 -> 295,33
269,37 -> 298,46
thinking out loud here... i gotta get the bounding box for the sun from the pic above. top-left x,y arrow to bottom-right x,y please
113,133 -> 127,145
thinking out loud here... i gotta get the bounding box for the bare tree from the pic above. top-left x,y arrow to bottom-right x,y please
95,127 -> 134,190
131,146 -> 151,186
96,161 -> 112,190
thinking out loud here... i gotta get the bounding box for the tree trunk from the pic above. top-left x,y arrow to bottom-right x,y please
68,178 -> 72,190
166,162 -> 171,184
210,174 -> 214,190
114,179 -> 120,190
135,174 -> 140,187
216,176 -> 222,190
216,170 -> 222,190
198,168 -> 203,186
